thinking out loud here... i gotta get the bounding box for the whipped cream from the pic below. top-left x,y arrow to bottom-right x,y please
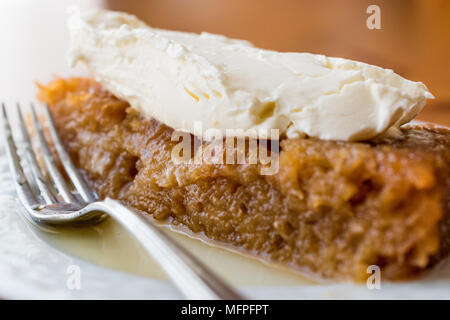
67,8 -> 434,141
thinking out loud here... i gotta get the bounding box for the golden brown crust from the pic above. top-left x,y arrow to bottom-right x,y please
38,78 -> 450,281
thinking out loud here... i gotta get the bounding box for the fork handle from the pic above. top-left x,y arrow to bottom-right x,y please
92,198 -> 244,300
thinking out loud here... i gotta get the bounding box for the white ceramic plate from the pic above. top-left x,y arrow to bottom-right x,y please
1,142 -> 450,300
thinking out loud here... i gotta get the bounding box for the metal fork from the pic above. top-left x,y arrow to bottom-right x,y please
0,102 -> 243,300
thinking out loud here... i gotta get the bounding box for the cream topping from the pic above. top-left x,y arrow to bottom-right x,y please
68,8 -> 433,141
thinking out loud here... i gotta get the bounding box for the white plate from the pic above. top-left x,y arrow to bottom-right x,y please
1,143 -> 450,300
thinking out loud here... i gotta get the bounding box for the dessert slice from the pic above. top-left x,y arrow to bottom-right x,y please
37,78 -> 450,281
35,9 -> 450,282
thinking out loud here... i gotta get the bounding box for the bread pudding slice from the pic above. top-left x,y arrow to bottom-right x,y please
37,78 -> 450,281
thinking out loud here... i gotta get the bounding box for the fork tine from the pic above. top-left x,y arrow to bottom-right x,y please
30,103 -> 77,203
17,104 -> 57,204
42,104 -> 97,202
1,103 -> 39,208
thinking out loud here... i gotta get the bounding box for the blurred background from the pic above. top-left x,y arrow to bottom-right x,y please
1,0 -> 449,125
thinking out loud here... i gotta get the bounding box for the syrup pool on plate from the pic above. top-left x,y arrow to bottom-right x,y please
31,218 -> 315,286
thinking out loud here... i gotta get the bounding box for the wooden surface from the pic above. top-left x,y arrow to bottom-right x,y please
107,0 -> 450,126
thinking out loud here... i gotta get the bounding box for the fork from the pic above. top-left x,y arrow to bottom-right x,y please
0,102 -> 243,300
